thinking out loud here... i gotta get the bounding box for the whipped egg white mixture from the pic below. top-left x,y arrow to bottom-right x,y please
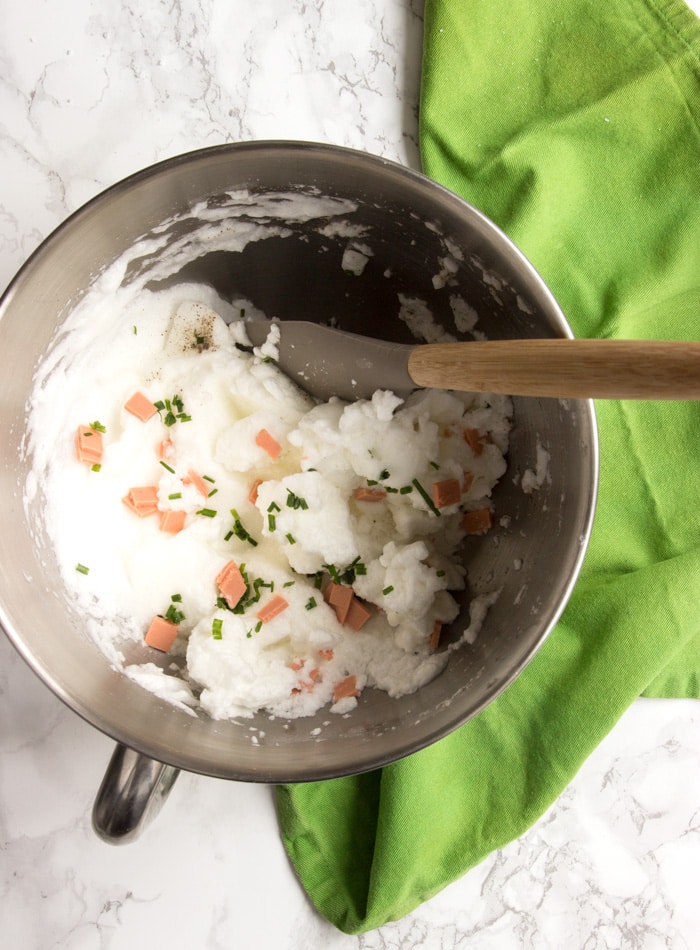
24,186 -> 513,720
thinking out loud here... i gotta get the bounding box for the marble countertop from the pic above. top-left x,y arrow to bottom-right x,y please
1,1 -> 698,946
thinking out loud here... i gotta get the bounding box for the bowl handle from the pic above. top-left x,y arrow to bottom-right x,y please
92,742 -> 180,844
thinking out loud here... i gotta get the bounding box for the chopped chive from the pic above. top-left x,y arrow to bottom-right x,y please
324,563 -> 340,583
164,411 -> 177,426
268,513 -> 276,531
305,597 -> 317,610
436,570 -> 446,577
195,335 -> 205,345
207,488 -> 218,498
382,585 -> 394,595
399,485 -> 413,494
412,478 -> 442,517
89,420 -> 106,433
202,474 -> 216,484
313,571 -> 324,590
286,489 -> 308,510
133,325 -> 137,335
229,509 -> 258,546
91,463 -> 102,472
283,580 -> 295,588
224,530 -> 234,541
366,479 -> 378,486
285,533 -> 296,545
164,603 -> 185,625
267,501 -> 280,513
212,618 -> 223,639
171,593 -> 182,602
177,413 -> 192,423
196,508 -> 217,518
430,460 -> 440,470
154,400 -> 165,411
379,468 -> 390,480
168,492 -> 182,500
160,460 -> 176,474
75,563 -> 90,575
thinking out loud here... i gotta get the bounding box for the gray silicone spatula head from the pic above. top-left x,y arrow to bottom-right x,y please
244,317 -> 415,402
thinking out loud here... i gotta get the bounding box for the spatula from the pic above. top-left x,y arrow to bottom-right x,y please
244,318 -> 700,402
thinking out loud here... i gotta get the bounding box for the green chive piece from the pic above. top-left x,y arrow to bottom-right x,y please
412,478 -> 441,517
89,420 -> 106,433
133,325 -> 137,335
91,463 -> 102,473
164,603 -> 185,625
212,618 -> 223,639
286,489 -> 308,510
379,468 -> 390,480
268,514 -> 276,531
283,581 -> 295,588
171,593 -> 182,602
324,563 -> 340,583
196,508 -> 217,518
430,460 -> 440,470
208,488 -> 218,498
75,563 -> 90,575
168,492 -> 182,500
202,474 -> 215,484
285,533 -> 296,545
305,597 -> 317,610
399,485 -> 413,494
382,585 -> 394,595
229,509 -> 258,546
160,460 -> 176,474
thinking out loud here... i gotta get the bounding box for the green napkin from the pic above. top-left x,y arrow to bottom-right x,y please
276,0 -> 700,933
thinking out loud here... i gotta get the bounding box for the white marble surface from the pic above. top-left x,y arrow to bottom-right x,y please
1,1 -> 699,946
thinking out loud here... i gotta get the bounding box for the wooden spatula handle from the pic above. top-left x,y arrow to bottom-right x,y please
407,339 -> 700,399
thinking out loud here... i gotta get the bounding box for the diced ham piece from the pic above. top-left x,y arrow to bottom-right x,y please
145,615 -> 178,652
75,425 -> 103,465
216,560 -> 247,610
352,487 -> 387,502
256,593 -> 289,623
159,509 -> 186,533
325,582 -> 354,625
431,478 -> 462,508
462,508 -> 493,535
122,485 -> 159,517
186,469 -> 210,498
345,598 -> 372,631
333,675 -> 359,703
463,428 -> 487,456
124,391 -> 158,422
255,428 -> 282,460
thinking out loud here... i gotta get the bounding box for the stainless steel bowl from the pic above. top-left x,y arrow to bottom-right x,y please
0,142 -> 597,839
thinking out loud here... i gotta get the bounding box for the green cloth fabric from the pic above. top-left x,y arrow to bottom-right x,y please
276,0 -> 700,933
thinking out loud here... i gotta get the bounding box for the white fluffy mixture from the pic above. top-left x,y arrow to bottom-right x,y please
26,288 -> 512,719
